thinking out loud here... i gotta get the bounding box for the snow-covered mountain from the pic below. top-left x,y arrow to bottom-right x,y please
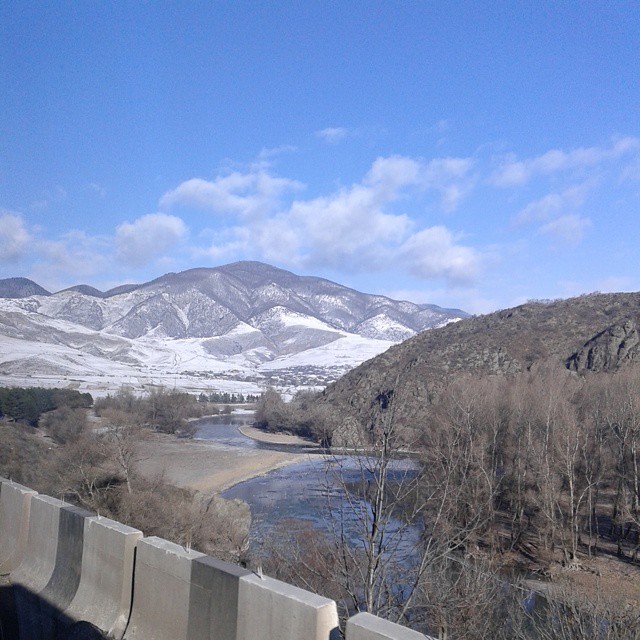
0,262 -> 466,395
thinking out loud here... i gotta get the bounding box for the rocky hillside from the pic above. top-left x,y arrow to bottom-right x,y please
320,291 -> 640,424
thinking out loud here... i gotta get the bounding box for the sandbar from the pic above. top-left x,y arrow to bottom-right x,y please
135,429 -> 308,495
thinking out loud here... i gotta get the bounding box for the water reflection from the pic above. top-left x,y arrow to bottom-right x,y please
194,415 -> 261,449
194,415 -> 320,453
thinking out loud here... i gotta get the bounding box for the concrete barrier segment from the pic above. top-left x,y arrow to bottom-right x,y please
0,478 -> 37,575
40,504 -> 94,612
10,494 -> 74,640
123,536 -> 206,640
10,494 -> 67,595
186,554 -> 252,640
237,573 -> 340,640
346,612 -> 433,640
64,515 -> 143,639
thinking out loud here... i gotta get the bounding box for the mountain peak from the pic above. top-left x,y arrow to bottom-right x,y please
0,277 -> 50,298
58,284 -> 106,298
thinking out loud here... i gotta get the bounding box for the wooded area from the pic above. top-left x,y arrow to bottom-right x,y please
0,386 -> 92,425
255,367 -> 640,638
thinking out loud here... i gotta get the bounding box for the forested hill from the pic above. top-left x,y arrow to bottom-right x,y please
319,291 -> 640,424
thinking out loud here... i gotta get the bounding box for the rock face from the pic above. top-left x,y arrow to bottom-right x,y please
0,261 -> 467,391
567,320 -> 640,372
319,292 -> 640,426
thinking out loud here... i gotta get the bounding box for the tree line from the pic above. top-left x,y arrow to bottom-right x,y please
0,386 -> 92,426
198,391 -> 260,404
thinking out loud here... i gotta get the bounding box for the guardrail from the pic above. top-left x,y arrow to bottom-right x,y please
0,477 -> 433,640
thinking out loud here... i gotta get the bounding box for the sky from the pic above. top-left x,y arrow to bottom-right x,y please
1,2 -> 639,314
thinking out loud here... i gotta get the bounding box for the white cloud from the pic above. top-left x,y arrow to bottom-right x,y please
514,183 -> 589,225
257,145 -> 298,162
363,155 -> 475,211
423,157 -> 476,211
116,213 -> 187,266
316,127 -> 349,144
400,226 -> 480,284
538,214 -> 591,244
187,154 -> 479,284
424,157 -> 474,182
35,231 -> 110,283
491,137 -> 640,187
159,171 -> 303,219
365,155 -> 422,188
194,225 -> 252,262
0,212 -> 31,262
513,183 -> 593,247
286,183 -> 412,269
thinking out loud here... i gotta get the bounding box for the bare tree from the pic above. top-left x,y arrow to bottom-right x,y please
99,408 -> 146,494
525,577 -> 640,640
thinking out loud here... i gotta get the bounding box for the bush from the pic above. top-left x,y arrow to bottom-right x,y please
41,407 -> 89,444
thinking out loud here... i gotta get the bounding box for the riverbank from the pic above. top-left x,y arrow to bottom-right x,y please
135,429 -> 306,495
238,424 -> 320,447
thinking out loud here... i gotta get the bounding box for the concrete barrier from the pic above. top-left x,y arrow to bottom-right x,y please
125,537 -> 339,640
0,478 -> 37,575
346,612 -> 433,640
10,494 -> 93,640
124,536 -> 207,640
237,573 -> 340,640
65,515 -> 143,639
0,481 -> 433,640
10,495 -> 70,596
186,554 -> 253,640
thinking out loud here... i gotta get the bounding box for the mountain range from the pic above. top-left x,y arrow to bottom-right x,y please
0,261 -> 466,395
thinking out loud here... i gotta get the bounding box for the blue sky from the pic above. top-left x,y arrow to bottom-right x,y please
1,2 -> 639,313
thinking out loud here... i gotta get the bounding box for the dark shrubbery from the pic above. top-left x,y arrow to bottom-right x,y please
0,386 -> 92,426
199,391 -> 260,404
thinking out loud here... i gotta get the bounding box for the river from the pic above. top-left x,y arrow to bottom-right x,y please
195,415 -> 421,552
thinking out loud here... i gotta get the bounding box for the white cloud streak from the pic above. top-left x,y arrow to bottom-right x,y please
159,171 -> 303,219
316,127 -> 349,143
491,137 -> 639,187
514,183 -> 590,225
116,213 -> 188,266
538,214 -> 591,244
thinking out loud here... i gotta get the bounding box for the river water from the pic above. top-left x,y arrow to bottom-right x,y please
195,415 -> 421,551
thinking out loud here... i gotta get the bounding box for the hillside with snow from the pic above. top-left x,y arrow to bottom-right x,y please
0,262 -> 466,395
